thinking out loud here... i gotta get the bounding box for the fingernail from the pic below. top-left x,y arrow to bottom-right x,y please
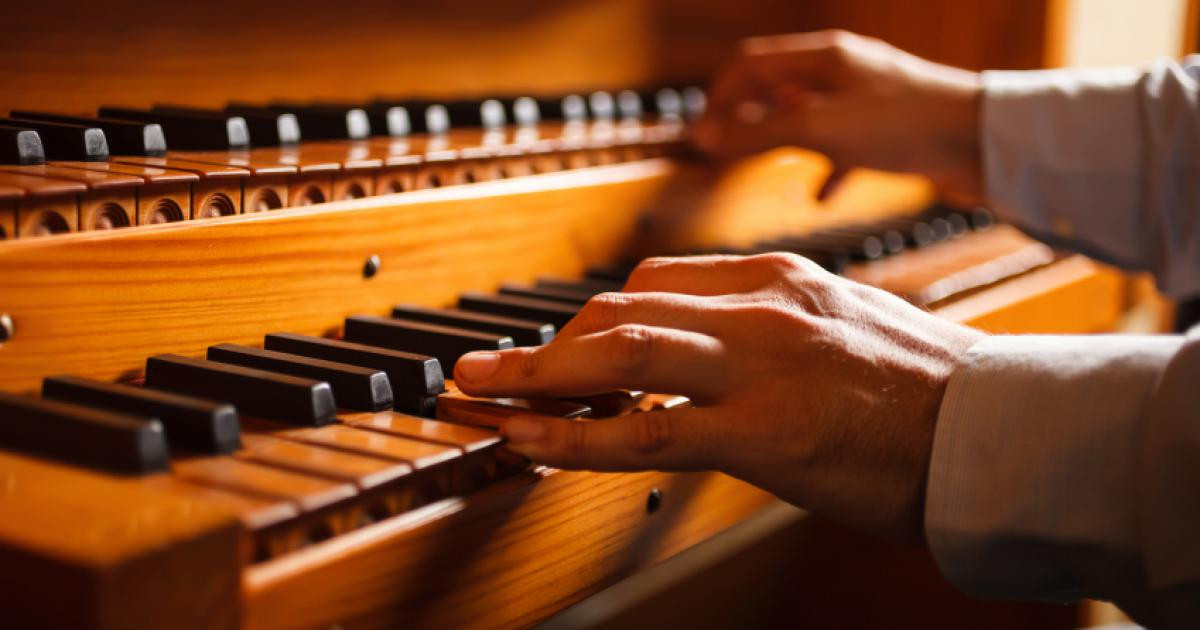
501,418 -> 546,444
456,351 -> 501,381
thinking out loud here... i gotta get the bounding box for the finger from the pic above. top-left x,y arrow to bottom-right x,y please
498,407 -> 721,471
556,291 -> 722,340
454,325 -> 730,402
706,39 -> 838,118
622,255 -> 775,295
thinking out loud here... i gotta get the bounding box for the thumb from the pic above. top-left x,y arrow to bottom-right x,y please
498,408 -> 719,472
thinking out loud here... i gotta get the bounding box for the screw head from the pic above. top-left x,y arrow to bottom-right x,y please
362,254 -> 381,279
646,488 -> 663,514
0,313 -> 12,343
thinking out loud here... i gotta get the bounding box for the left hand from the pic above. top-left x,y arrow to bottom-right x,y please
453,253 -> 983,541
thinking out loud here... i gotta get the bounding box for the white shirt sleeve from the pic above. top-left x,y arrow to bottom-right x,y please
980,57 -> 1200,298
925,328 -> 1200,627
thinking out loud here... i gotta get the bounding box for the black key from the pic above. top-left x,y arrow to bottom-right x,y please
0,391 -> 169,475
498,283 -> 591,307
0,125 -> 44,165
458,292 -> 579,329
587,91 -> 616,121
263,332 -> 444,398
645,87 -> 684,119
144,354 -> 335,426
495,96 -> 539,127
535,276 -> 623,296
98,107 -> 249,151
3,118 -> 107,161
585,260 -> 641,283
253,103 -> 370,140
616,90 -> 643,120
344,315 -> 513,374
10,111 -> 167,156
41,375 -> 241,455
154,105 -> 298,147
370,100 -> 449,134
207,344 -> 392,412
443,99 -> 506,129
394,393 -> 438,419
391,305 -> 554,346
534,94 -> 587,122
361,103 -> 411,137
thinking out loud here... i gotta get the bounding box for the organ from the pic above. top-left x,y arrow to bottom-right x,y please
0,1 -> 1150,628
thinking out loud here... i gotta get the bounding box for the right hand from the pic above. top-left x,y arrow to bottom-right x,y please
693,30 -> 984,204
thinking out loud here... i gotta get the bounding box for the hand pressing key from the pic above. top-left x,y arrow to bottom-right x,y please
454,253 -> 983,541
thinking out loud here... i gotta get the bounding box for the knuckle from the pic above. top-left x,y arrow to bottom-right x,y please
581,291 -> 629,329
750,251 -> 808,277
739,301 -> 813,332
515,348 -> 542,380
564,423 -> 590,459
630,412 -> 674,455
606,324 -> 655,374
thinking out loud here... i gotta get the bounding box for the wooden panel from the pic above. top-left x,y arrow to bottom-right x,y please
0,0 -> 1053,115
934,255 -> 1128,333
0,450 -> 240,630
243,468 -> 776,629
0,160 -> 673,393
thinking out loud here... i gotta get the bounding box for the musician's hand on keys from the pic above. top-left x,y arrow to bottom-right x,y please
692,29 -> 983,204
454,253 -> 984,541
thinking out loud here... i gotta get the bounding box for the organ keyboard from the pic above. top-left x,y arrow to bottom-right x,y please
0,85 -> 1128,629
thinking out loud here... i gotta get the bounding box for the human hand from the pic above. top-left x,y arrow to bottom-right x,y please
453,254 -> 984,541
693,30 -> 983,204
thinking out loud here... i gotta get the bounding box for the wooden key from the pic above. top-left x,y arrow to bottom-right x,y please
0,450 -> 240,629
46,160 -> 196,227
344,315 -> 514,374
341,411 -> 502,454
268,423 -> 460,470
264,333 -> 444,399
0,170 -> 83,236
111,155 -> 247,219
145,354 -> 337,426
2,117 -> 108,161
436,389 -> 591,428
458,291 -> 579,329
172,456 -> 357,514
392,304 -> 555,346
499,282 -> 592,306
0,125 -> 45,165
10,111 -> 168,156
0,390 -> 169,475
237,432 -> 412,491
207,344 -> 393,412
42,375 -> 242,455
0,163 -> 140,231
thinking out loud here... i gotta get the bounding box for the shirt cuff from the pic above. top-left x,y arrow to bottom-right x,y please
981,67 -> 1144,270
925,334 -> 1181,601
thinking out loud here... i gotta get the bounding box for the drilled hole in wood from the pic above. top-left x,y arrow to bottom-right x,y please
426,174 -> 443,188
296,186 -> 326,206
306,521 -> 335,545
252,189 -> 283,212
340,182 -> 368,201
199,193 -> 237,218
148,199 -> 184,224
383,178 -> 407,194
0,225 -> 7,240
28,210 -> 70,237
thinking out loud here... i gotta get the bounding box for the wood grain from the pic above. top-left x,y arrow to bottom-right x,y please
243,468 -> 776,630
0,450 -> 241,630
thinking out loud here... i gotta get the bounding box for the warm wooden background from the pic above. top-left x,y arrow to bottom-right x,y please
1,0 -> 1053,114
